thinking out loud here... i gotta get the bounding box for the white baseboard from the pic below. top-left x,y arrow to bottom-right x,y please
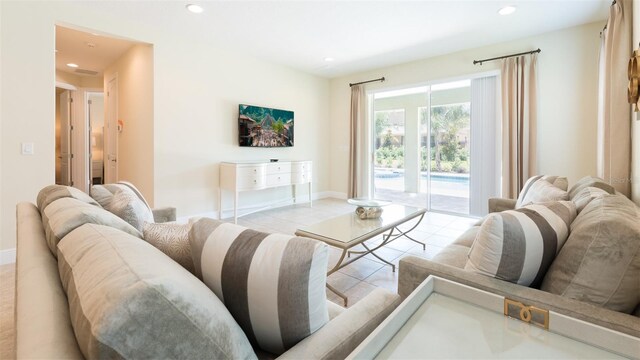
177,191 -> 348,223
0,248 -> 16,265
317,191 -> 347,200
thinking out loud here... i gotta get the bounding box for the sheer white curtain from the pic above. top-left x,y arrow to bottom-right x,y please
470,76 -> 500,216
348,85 -> 372,198
597,0 -> 632,196
501,54 -> 538,199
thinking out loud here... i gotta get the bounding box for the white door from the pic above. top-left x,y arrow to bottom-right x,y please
105,76 -> 118,183
59,90 -> 72,185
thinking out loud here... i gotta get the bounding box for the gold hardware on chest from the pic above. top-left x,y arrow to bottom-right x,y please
504,298 -> 549,330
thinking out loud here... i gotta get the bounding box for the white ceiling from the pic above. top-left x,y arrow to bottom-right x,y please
56,26 -> 139,78
58,0 -> 610,78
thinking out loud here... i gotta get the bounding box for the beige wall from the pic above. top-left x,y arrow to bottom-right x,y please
633,2 -> 639,206
104,44 -> 154,204
329,22 -> 603,196
0,1 -> 331,251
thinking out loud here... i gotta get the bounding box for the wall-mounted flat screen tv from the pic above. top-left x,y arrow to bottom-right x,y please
239,104 -> 294,147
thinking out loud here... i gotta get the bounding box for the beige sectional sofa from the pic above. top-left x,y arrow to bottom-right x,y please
15,185 -> 400,359
398,176 -> 640,338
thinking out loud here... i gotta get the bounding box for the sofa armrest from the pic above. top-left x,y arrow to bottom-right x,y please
398,255 -> 640,338
152,207 -> 176,223
278,288 -> 401,360
488,197 -> 517,213
16,202 -> 84,359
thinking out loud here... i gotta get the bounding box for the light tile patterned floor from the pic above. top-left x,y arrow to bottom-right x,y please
0,198 -> 475,360
238,198 -> 476,307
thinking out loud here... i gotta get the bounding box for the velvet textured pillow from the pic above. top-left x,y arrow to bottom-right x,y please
37,184 -> 100,211
189,218 -> 329,355
143,222 -> 195,274
58,224 -> 256,359
567,176 -> 616,200
541,194 -> 640,313
465,201 -> 577,288
43,197 -> 142,257
571,186 -> 609,213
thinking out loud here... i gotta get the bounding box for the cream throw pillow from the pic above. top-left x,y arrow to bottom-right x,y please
517,179 -> 568,208
143,222 -> 195,274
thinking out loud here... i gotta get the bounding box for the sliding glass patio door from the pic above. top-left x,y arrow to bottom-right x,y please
372,76 -> 498,216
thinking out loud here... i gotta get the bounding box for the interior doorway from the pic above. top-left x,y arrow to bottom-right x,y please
54,25 -> 140,192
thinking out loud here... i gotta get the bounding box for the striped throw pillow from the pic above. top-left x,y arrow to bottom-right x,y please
189,218 -> 329,355
465,201 -> 577,288
516,175 -> 569,208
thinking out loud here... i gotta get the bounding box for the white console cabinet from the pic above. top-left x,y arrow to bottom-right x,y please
219,160 -> 312,223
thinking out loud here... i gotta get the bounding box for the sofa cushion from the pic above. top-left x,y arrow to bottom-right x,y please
190,218 -> 329,355
42,197 -> 142,256
91,183 -> 154,232
465,201 -> 576,288
568,176 -> 615,200
143,222 -> 195,274
432,245 -> 470,269
37,185 -> 100,211
541,194 -> 640,313
571,186 -> 610,213
516,179 -> 568,208
57,224 -> 256,360
451,226 -> 479,248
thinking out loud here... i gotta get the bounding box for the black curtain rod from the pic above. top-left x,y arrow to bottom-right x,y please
349,77 -> 385,87
473,49 -> 541,65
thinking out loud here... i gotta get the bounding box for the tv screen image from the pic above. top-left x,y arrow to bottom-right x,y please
238,104 -> 294,147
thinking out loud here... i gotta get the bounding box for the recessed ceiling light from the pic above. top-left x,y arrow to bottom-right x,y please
498,6 -> 516,15
324,57 -> 335,62
186,4 -> 204,13
66,63 -> 79,68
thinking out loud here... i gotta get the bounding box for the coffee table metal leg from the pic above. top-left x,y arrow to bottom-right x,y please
326,248 -> 349,306
384,213 -> 427,250
326,283 -> 348,307
361,242 -> 396,272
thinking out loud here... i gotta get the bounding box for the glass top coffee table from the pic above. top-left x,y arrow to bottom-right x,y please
295,204 -> 426,305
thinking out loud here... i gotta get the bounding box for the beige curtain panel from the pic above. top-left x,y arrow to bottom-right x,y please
501,54 -> 538,199
597,0 -> 632,197
348,85 -> 370,198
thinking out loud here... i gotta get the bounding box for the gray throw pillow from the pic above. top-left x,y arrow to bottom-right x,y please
58,223 -> 257,360
465,201 -> 577,288
568,176 -> 615,200
143,222 -> 195,274
37,184 -> 100,211
43,197 -> 142,257
541,194 -> 640,313
189,218 -> 329,355
571,186 -> 609,213
91,183 -> 154,232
